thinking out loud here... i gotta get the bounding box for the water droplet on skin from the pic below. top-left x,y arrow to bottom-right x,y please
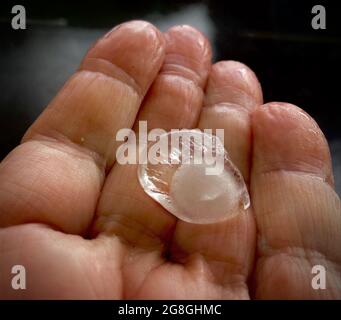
137,130 -> 250,224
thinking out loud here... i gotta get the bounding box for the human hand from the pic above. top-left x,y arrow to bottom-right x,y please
0,21 -> 340,299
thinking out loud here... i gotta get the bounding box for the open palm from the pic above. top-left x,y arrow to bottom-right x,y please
0,21 -> 340,299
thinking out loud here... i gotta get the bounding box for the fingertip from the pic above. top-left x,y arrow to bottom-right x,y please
165,24 -> 211,55
205,60 -> 263,109
252,102 -> 334,185
81,20 -> 166,95
163,24 -> 212,87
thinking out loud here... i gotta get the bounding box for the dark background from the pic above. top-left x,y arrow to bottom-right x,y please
0,0 -> 340,194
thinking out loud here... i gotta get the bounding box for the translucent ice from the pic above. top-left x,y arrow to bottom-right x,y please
137,130 -> 250,224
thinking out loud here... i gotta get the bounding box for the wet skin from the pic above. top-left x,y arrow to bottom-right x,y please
0,21 -> 340,299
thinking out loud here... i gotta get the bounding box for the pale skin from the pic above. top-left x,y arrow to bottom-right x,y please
0,21 -> 340,299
